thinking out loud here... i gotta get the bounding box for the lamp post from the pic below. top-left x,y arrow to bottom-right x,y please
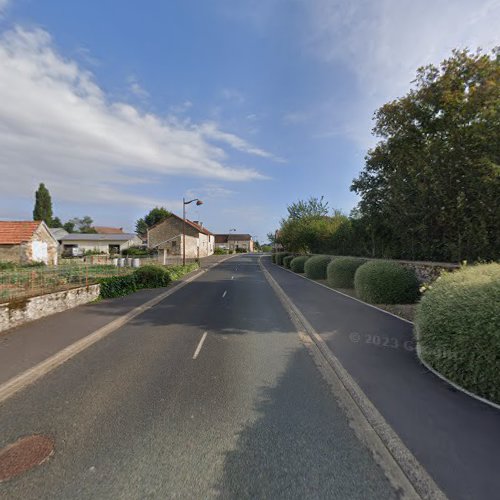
183,197 -> 203,266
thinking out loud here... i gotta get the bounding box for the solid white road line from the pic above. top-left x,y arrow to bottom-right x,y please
222,290 -> 227,298
192,332 -> 208,360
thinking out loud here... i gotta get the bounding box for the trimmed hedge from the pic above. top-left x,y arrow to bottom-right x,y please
271,253 -> 276,263
304,255 -> 333,280
290,255 -> 310,273
327,257 -> 366,288
283,255 -> 295,269
99,262 -> 199,299
354,261 -> 419,304
275,252 -> 291,266
134,265 -> 171,288
415,263 -> 500,404
99,274 -> 138,298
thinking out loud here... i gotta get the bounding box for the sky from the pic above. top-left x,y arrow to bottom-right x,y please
0,0 -> 498,241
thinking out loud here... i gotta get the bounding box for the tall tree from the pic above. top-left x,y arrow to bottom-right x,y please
33,183 -> 53,225
135,207 -> 171,235
287,196 -> 329,220
68,216 -> 95,233
351,48 -> 500,262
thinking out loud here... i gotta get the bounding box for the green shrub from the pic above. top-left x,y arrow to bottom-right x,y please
271,253 -> 276,263
290,255 -> 310,273
275,252 -> 290,266
133,265 -> 171,288
99,275 -> 137,298
214,247 -> 228,255
415,263 -> 500,403
304,255 -> 333,279
327,257 -> 366,288
122,246 -> 152,256
0,262 -> 16,270
283,255 -> 295,269
164,263 -> 199,281
354,261 -> 419,304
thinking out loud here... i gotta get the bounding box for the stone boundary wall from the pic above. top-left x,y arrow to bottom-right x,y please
0,284 -> 100,333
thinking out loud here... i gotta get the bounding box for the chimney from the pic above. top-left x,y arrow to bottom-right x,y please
193,221 -> 202,226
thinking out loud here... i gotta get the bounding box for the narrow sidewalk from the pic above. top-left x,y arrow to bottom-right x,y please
264,257 -> 500,500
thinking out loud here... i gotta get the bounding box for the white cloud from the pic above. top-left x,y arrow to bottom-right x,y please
221,88 -> 246,104
198,122 -> 285,162
185,184 -> 235,200
170,100 -> 193,114
283,111 -> 311,125
303,0 -> 500,146
0,27 -> 274,208
127,75 -> 149,99
0,0 -> 9,13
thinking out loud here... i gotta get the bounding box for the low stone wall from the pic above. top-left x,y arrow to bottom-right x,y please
0,284 -> 100,333
396,260 -> 459,283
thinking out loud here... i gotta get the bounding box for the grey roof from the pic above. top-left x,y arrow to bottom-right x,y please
50,228 -> 69,240
60,233 -> 138,242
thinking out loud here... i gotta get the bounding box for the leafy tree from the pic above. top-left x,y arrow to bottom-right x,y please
68,216 -> 96,233
50,216 -> 63,228
33,183 -> 53,225
352,48 -> 500,261
63,221 -> 75,233
136,207 -> 171,235
287,196 -> 329,220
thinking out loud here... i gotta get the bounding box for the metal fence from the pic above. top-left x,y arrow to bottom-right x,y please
0,264 -> 134,303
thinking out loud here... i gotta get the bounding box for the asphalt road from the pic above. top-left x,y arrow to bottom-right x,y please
0,255 -> 397,499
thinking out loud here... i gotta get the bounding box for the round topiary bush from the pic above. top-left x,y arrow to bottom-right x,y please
354,261 -> 419,304
275,252 -> 291,266
133,265 -> 171,288
327,257 -> 366,288
290,255 -> 310,273
304,255 -> 333,280
415,263 -> 500,404
283,255 -> 295,269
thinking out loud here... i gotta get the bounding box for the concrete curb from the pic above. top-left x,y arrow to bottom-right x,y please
269,258 -> 500,412
0,256 -> 236,405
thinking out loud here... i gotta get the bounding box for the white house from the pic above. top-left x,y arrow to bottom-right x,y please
60,233 -> 142,256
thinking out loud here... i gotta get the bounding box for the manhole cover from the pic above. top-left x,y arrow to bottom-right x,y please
0,435 -> 54,482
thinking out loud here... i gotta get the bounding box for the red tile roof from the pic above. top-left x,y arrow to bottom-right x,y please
94,226 -> 124,234
0,221 -> 41,244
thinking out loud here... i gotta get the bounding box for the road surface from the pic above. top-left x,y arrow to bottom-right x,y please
0,255 -> 399,499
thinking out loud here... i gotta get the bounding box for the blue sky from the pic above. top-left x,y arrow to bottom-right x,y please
0,0 -> 498,241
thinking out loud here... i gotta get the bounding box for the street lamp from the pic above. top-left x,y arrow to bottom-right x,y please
183,197 -> 203,266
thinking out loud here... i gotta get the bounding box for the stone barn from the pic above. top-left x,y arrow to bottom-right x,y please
0,221 -> 59,265
147,214 -> 214,261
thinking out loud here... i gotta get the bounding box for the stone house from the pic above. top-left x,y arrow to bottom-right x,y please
0,221 -> 59,265
59,233 -> 142,256
215,234 -> 254,252
147,214 -> 214,260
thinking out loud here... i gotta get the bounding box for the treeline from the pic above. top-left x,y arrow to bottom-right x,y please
273,49 -> 500,263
